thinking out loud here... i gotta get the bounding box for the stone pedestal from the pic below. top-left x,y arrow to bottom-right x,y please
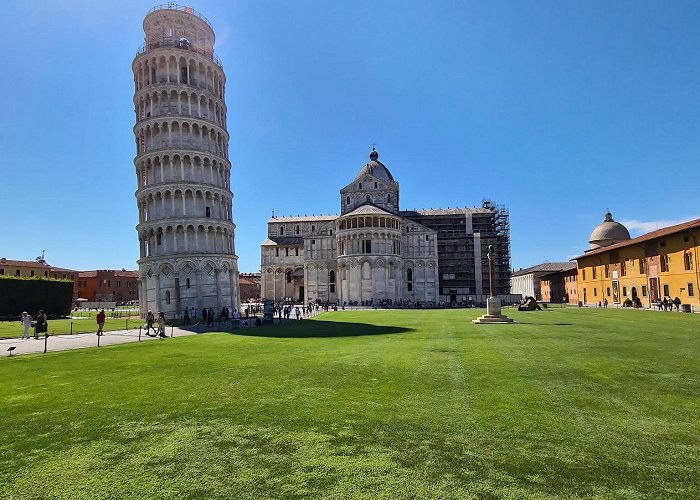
473,296 -> 515,324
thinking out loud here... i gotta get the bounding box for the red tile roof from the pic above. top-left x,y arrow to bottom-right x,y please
0,259 -> 51,268
574,218 -> 700,259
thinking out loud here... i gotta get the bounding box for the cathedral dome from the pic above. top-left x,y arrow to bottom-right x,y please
354,148 -> 395,182
589,211 -> 631,249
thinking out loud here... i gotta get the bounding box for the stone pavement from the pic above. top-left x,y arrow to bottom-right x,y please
0,326 -> 203,357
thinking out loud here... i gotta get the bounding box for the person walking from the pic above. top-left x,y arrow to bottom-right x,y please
20,312 -> 32,339
146,310 -> 156,336
34,310 -> 48,339
157,312 -> 167,338
208,307 -> 215,327
295,306 -> 301,320
96,309 -> 106,336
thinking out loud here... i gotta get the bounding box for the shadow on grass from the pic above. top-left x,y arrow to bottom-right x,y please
512,322 -> 573,326
230,319 -> 413,338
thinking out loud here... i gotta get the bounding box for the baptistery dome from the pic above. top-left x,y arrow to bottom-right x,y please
354,148 -> 395,182
589,211 -> 631,249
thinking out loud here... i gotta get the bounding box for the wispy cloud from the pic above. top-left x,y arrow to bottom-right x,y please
619,216 -> 700,236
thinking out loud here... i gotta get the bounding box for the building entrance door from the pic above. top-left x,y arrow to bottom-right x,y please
648,277 -> 659,304
298,286 -> 304,303
450,294 -> 457,304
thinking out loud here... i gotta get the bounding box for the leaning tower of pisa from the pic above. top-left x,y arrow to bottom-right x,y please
132,5 -> 239,318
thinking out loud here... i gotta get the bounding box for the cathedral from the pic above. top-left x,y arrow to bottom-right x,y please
260,149 -> 511,305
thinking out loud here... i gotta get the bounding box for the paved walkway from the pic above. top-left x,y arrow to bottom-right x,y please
0,326 -> 204,357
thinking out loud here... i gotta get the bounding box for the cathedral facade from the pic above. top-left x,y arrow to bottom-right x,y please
261,149 -> 511,305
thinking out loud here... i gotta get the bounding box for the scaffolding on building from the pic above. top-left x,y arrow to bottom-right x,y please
482,199 -> 511,294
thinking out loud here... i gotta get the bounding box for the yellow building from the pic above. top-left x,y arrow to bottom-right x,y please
574,215 -> 700,308
0,258 -> 77,280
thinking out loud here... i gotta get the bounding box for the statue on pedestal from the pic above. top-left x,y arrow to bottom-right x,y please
473,245 -> 514,324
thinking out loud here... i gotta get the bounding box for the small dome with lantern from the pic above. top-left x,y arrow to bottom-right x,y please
589,211 -> 631,249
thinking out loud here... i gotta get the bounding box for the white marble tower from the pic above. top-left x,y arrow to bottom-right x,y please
133,5 -> 239,317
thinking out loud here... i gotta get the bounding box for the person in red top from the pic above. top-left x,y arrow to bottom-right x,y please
96,309 -> 106,336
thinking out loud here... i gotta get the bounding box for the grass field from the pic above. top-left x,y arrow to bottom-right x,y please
0,308 -> 698,499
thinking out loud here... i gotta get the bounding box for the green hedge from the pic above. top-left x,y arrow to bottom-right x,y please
0,276 -> 73,318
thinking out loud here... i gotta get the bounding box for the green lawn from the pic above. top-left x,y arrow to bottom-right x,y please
0,308 -> 698,499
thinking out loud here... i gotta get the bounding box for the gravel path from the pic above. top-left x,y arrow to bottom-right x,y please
0,326 -> 202,357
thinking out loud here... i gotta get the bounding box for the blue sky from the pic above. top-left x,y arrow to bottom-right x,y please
1,0 -> 698,273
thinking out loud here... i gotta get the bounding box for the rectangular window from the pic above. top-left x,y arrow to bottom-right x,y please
621,261 -> 627,277
205,206 -> 211,217
604,264 -> 609,278
594,288 -> 597,297
116,281 -> 121,287
689,283 -> 695,297
622,286 -> 627,296
639,259 -> 646,274
31,270 -> 35,277
642,285 -> 647,297
663,284 -> 670,297
606,287 -> 611,297
592,267 -> 597,280
661,255 -> 669,272
659,240 -> 666,247
582,270 -> 586,280
108,280 -> 111,287
684,252 -> 693,271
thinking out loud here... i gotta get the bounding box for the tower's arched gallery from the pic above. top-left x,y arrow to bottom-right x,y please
261,149 -> 511,305
133,5 -> 239,316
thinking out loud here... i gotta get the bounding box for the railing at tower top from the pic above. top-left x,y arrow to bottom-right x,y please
145,3 -> 214,32
135,39 -> 223,69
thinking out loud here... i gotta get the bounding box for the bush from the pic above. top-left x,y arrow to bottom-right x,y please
0,276 -> 73,319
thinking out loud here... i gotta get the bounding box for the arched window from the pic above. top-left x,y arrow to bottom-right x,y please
286,271 -> 292,283
295,225 -> 300,235
387,193 -> 391,203
359,182 -> 362,189
407,268 -> 413,292
346,196 -> 350,205
374,182 -> 377,188
280,226 -> 284,235
366,195 -> 371,202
